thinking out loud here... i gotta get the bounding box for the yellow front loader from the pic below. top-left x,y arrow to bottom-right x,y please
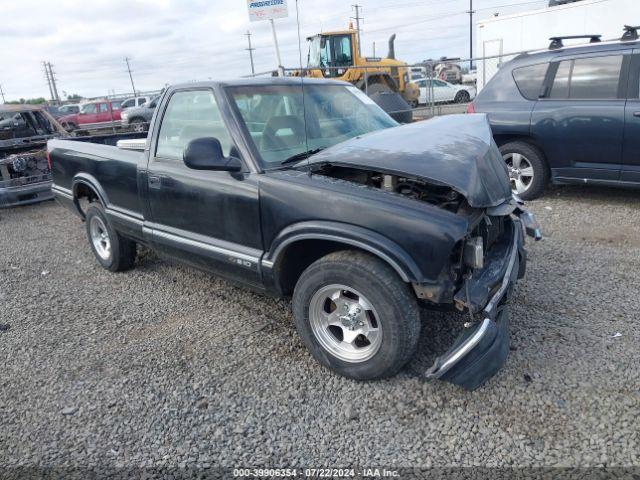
302,25 -> 419,123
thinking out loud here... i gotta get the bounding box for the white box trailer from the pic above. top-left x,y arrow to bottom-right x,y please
476,0 -> 639,90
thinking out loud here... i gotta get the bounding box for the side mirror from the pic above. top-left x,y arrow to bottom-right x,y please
183,137 -> 242,172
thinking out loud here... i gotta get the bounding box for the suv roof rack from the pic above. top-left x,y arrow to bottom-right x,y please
548,35 -> 601,50
622,25 -> 640,41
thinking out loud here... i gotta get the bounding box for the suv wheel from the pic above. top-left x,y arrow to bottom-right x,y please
85,203 -> 137,272
292,251 -> 420,380
499,141 -> 549,200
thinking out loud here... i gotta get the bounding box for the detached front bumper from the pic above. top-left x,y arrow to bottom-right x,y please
426,212 -> 538,390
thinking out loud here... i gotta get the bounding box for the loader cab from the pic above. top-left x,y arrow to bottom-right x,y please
307,32 -> 356,77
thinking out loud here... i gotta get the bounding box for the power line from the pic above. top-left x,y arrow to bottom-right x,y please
245,31 -> 256,75
124,57 -> 137,96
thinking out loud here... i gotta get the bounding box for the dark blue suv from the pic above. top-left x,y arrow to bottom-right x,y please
471,31 -> 640,199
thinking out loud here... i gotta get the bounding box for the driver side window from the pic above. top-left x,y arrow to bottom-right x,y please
82,103 -> 97,114
156,90 -> 233,161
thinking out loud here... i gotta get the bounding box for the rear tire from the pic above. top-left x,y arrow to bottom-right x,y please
499,141 -> 549,200
454,90 -> 470,103
85,203 -> 136,272
292,251 -> 421,380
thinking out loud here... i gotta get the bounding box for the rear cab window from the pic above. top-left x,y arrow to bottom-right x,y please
155,90 -> 233,160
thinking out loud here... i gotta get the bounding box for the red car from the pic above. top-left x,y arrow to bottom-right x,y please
58,99 -> 122,132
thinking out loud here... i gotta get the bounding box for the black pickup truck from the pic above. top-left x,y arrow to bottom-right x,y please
49,78 -> 540,390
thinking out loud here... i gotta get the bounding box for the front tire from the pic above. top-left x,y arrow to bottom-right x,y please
85,203 -> 136,272
130,118 -> 146,133
499,141 -> 549,200
292,251 -> 421,380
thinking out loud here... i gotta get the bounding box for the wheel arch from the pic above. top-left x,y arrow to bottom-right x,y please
493,134 -> 544,154
265,222 -> 424,295
494,135 -> 550,171
72,174 -> 109,219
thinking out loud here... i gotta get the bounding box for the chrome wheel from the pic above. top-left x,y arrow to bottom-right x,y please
309,284 -> 382,363
89,216 -> 111,261
504,152 -> 534,195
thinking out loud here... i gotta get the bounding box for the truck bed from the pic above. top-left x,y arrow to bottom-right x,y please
48,132 -> 148,217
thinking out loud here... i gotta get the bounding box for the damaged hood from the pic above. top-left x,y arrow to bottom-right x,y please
307,114 -> 512,208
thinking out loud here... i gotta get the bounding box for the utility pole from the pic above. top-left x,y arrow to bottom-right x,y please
245,31 -> 256,76
351,4 -> 363,58
43,61 -> 54,102
124,57 -> 137,96
46,62 -> 60,105
467,0 -> 475,70
372,41 -> 376,57
0,84 -> 5,104
269,19 -> 284,76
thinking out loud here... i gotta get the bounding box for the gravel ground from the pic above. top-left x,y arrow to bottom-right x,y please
1,185 -> 639,476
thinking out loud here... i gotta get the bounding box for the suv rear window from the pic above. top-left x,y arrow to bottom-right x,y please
512,63 -> 548,100
550,55 -> 623,99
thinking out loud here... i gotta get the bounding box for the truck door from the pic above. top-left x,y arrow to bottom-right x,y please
78,102 -> 99,126
621,51 -> 640,183
146,88 -> 263,286
97,103 -> 112,124
531,51 -> 629,182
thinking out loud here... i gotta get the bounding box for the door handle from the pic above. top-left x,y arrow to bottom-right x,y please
633,112 -> 640,118
148,175 -> 161,189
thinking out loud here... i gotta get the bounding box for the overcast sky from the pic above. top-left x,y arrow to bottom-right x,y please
1,0 -> 550,101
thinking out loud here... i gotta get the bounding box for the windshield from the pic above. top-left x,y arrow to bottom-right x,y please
308,36 -> 323,68
228,84 -> 397,167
